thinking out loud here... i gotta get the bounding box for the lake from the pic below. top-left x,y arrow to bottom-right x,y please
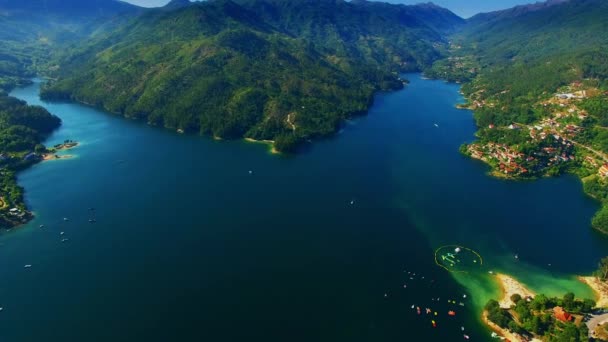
0,74 -> 606,341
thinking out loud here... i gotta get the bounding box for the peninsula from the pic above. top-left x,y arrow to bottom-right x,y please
0,92 -> 62,229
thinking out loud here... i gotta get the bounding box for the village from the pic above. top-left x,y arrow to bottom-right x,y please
0,139 -> 78,229
466,81 -> 608,181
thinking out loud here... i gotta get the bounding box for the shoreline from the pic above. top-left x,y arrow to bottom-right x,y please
43,153 -> 73,161
244,137 -> 280,154
482,311 -> 525,342
578,276 -> 608,308
479,273 -> 537,342
495,273 -> 536,309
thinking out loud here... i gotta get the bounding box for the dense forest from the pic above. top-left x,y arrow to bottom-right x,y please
40,0 -> 463,152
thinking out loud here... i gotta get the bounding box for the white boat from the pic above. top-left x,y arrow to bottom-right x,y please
24,264 -> 32,268
434,123 -> 439,127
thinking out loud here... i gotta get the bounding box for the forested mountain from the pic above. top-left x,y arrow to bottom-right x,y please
460,0 -> 608,66
0,0 -> 140,92
41,0 -> 463,151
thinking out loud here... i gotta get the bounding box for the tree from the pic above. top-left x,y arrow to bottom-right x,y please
595,256 -> 608,281
511,293 -> 522,305
562,292 -> 575,310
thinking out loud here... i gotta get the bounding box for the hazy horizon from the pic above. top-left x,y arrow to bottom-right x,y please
122,0 -> 539,18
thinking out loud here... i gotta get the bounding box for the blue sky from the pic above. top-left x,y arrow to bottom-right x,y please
123,0 -> 538,18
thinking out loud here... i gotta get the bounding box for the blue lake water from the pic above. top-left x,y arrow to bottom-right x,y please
0,74 -> 605,341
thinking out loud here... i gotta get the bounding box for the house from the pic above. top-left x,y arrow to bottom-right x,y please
508,124 -> 520,130
556,93 -> 575,100
599,164 -> 608,178
488,124 -> 495,129
553,306 -> 573,322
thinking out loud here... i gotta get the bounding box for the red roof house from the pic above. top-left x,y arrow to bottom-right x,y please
553,306 -> 572,322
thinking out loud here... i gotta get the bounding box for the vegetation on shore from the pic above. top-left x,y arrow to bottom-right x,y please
0,93 -> 61,228
484,293 -> 593,342
429,0 -> 608,232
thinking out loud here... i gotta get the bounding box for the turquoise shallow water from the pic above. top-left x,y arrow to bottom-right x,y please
0,75 -> 605,341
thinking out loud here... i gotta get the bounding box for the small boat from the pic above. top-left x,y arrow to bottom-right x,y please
248,170 -> 253,175
39,225 -> 44,228
61,238 -> 69,242
0,307 -> 3,311
464,334 -> 470,340
63,217 -> 69,221
515,254 -> 519,259
434,123 -> 439,127
60,232 -> 65,235
89,219 -> 96,223
24,264 -> 32,268
448,310 -> 456,316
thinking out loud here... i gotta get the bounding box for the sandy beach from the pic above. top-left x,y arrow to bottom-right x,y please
244,138 -> 280,154
579,276 -> 608,308
481,274 -> 537,342
43,154 -> 73,161
496,273 -> 535,308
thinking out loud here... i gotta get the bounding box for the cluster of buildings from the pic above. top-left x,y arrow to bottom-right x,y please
467,143 -> 529,175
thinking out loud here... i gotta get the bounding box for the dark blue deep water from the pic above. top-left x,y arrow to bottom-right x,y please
0,74 -> 605,341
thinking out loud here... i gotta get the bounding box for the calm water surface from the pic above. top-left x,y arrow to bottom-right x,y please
0,75 -> 605,341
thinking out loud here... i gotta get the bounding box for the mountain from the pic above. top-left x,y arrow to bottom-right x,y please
459,0 -> 608,65
41,0 -> 463,151
466,0 -> 570,26
163,0 -> 193,10
0,0 -> 142,92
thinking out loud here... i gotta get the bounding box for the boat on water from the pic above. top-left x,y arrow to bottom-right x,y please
24,264 -> 32,268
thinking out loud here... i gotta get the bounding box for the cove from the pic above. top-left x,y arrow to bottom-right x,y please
0,75 -> 605,341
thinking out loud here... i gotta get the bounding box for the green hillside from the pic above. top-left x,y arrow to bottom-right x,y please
41,0 -> 463,151
430,0 -> 608,232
